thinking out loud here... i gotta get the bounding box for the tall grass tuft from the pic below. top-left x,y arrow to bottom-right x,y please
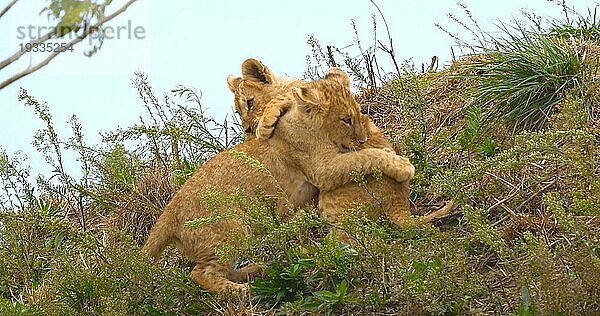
464,24 -> 585,132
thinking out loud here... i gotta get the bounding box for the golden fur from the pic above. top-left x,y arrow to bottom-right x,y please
228,59 -> 446,227
143,70 -> 415,293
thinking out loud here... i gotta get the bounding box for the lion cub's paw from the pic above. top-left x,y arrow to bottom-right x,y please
229,263 -> 264,282
255,123 -> 275,141
389,155 -> 415,182
256,110 -> 279,140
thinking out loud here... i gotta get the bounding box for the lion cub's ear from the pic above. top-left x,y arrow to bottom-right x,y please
324,68 -> 350,87
242,58 -> 276,84
291,87 -> 320,114
227,75 -> 242,93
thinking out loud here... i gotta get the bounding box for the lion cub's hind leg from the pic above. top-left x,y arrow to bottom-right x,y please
378,180 -> 411,227
190,259 -> 250,293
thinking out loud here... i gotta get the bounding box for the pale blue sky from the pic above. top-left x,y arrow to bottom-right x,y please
0,0 -> 595,176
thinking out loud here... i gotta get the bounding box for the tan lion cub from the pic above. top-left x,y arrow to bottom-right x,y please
228,59 -> 449,227
143,70 -> 415,293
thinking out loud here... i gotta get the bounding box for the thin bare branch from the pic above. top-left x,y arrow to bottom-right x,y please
369,0 -> 401,75
0,29 -> 56,71
0,0 -> 137,87
0,0 -> 18,20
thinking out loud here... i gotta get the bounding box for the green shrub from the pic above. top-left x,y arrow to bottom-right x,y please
252,258 -> 322,309
0,206 -> 212,315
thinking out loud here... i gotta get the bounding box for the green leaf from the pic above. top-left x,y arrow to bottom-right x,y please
336,279 -> 348,297
54,231 -> 66,248
312,290 -> 339,303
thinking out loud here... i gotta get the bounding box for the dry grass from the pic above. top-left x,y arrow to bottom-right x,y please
100,166 -> 179,246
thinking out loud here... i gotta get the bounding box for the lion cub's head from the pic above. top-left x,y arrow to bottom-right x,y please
227,58 -> 299,135
289,68 -> 367,151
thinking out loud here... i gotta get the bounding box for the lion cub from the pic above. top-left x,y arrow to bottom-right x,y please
143,70 -> 414,293
228,58 -> 451,226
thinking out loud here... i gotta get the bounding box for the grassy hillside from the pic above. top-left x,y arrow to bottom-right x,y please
1,5 -> 600,316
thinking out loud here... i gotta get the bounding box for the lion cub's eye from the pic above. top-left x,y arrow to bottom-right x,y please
341,117 -> 352,125
246,98 -> 255,110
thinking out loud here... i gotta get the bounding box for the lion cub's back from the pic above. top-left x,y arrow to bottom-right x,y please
165,140 -> 284,225
318,177 -> 409,221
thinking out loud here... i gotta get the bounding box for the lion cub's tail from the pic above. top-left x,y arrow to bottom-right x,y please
422,200 -> 455,223
142,212 -> 176,262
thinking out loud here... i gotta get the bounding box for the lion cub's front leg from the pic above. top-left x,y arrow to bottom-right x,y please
313,148 -> 415,192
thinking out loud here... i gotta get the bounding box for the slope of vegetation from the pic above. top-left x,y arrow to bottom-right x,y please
1,4 -> 599,315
